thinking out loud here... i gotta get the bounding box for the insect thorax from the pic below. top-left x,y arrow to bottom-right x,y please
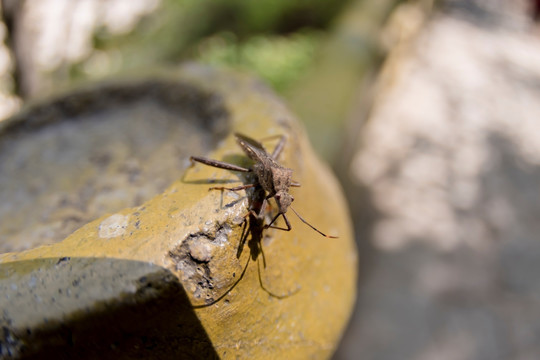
255,161 -> 293,192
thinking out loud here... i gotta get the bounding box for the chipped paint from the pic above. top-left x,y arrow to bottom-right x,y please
98,214 -> 130,238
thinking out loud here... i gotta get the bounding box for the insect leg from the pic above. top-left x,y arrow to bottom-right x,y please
209,184 -> 257,192
271,135 -> 286,160
190,156 -> 251,172
265,212 -> 292,232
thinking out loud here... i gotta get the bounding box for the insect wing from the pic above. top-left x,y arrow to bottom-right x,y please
235,133 -> 270,163
235,133 -> 265,149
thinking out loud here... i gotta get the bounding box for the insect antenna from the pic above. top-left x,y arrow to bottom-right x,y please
289,206 -> 339,238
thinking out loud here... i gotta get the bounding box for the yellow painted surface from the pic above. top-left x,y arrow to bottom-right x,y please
0,66 -> 357,359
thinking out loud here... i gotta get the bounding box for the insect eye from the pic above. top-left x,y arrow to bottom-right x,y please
275,194 -> 281,199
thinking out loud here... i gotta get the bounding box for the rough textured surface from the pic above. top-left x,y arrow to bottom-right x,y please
0,65 -> 357,359
0,257 -> 218,359
337,3 -> 540,360
0,80 -> 227,253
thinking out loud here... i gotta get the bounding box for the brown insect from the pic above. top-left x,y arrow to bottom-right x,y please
190,133 -> 338,238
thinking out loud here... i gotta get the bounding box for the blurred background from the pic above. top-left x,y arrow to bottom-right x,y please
1,0 -> 540,359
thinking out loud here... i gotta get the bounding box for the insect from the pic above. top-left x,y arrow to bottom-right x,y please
189,133 -> 337,307
190,133 -> 338,238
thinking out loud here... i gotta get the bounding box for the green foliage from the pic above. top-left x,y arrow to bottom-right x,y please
196,32 -> 321,91
70,0 -> 349,92
175,0 -> 348,35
